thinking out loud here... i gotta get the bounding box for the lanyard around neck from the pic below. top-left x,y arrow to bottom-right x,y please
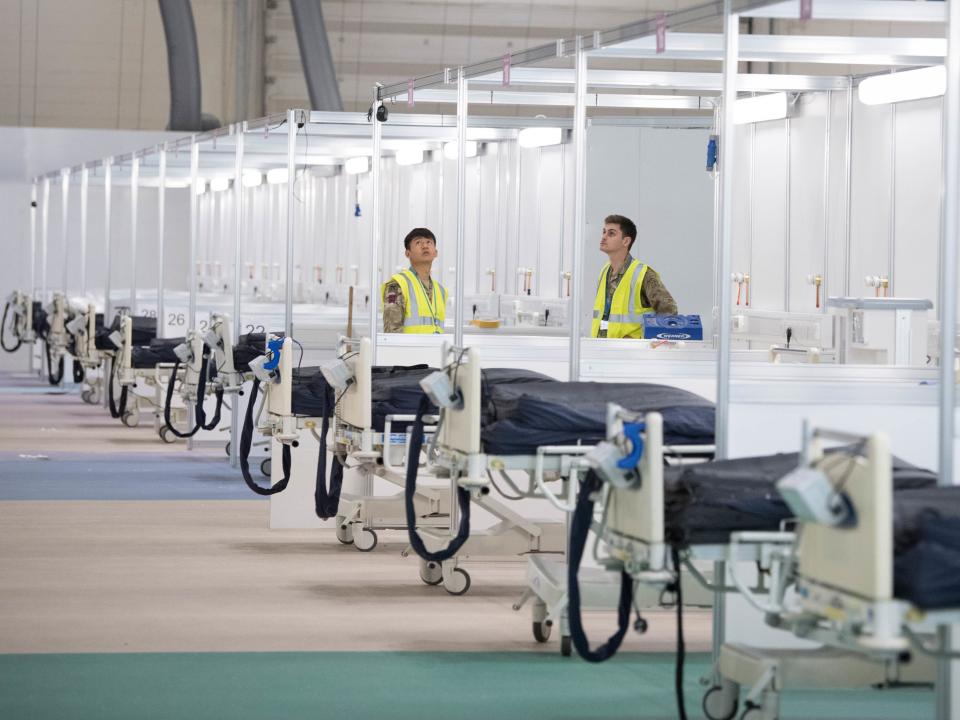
410,269 -> 438,323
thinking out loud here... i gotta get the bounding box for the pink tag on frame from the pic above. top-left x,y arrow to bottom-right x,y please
502,54 -> 511,86
800,0 -> 813,21
407,79 -> 415,107
656,13 -> 666,54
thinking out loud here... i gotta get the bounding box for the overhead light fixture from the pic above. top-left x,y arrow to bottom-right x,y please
395,148 -> 424,166
210,177 -> 230,192
344,156 -> 369,175
302,155 -> 338,166
858,65 -> 946,106
517,127 -> 563,149
443,141 -> 478,160
195,180 -> 207,196
266,168 -> 288,185
165,178 -> 191,189
732,92 -> 789,125
242,170 -> 262,188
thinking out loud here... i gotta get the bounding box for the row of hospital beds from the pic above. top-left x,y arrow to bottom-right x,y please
1,288 -> 268,447
7,293 -> 957,718
231,327 -> 958,719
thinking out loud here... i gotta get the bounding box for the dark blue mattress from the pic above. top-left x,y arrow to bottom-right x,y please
289,365 -> 555,429
130,337 -> 183,368
660,451 -> 955,609
893,486 -> 960,610
481,381 -> 715,454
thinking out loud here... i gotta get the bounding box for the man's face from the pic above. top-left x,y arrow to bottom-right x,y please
405,235 -> 438,264
600,223 -> 631,254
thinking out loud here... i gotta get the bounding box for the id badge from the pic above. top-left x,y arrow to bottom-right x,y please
600,320 -> 609,332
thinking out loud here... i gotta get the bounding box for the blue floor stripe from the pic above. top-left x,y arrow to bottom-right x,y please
0,452 -> 265,501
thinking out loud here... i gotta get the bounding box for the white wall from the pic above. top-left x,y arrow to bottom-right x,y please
730,90 -> 944,326
582,124 -> 716,335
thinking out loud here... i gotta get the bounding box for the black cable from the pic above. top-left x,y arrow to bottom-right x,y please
0,300 -> 22,352
404,394 -> 471,562
568,470 -> 632,663
238,378 -> 292,496
671,545 -> 688,720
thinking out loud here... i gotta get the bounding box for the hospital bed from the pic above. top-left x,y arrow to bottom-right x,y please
403,344 -> 716,600
581,415 -> 938,720
64,304 -> 108,404
237,335 -> 457,557
702,428 -> 955,720
1,290 -> 36,354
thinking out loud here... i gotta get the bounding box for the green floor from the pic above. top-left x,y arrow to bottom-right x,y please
0,652 -> 933,720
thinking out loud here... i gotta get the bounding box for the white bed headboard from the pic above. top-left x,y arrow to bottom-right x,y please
797,431 -> 892,602
340,337 -> 372,429
267,336 -> 293,417
606,412 -> 665,550
438,346 -> 482,455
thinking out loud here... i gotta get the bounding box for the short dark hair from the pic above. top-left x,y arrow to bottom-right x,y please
604,214 -> 637,250
404,227 -> 436,250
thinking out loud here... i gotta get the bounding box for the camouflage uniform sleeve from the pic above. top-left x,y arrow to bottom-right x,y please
382,280 -> 406,333
641,272 -> 678,316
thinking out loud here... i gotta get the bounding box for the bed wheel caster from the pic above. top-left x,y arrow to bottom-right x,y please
354,528 -> 378,552
560,635 -> 572,657
335,517 -> 354,545
532,621 -> 551,643
260,458 -> 271,477
159,425 -> 176,444
419,560 -> 443,586
443,567 -> 471,596
702,685 -> 739,720
739,703 -> 765,720
81,389 -> 99,404
121,409 -> 140,427
634,616 -> 648,634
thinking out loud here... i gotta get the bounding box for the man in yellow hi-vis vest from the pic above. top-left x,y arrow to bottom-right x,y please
382,228 -> 447,334
592,214 -> 677,339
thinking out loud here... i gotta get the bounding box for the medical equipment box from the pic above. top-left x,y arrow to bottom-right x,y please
642,314 -> 703,341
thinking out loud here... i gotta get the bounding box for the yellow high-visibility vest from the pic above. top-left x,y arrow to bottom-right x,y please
382,268 -> 447,334
591,259 -> 654,338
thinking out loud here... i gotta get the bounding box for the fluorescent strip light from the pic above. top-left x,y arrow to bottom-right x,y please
517,127 -> 563,149
242,170 -> 262,188
443,141 -> 478,160
395,148 -> 424,166
858,65 -> 946,106
195,180 -> 207,196
165,178 -> 191,189
733,92 -> 788,124
344,156 -> 370,175
266,168 -> 288,185
210,177 -> 230,192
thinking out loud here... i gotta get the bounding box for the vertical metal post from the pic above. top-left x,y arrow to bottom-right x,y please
130,157 -> 140,315
41,178 -> 50,305
714,0 -> 740,681
29,182 -> 37,301
821,92 -> 832,307
937,3 -> 960,717
369,91 -> 383,356
717,1 -> 738,461
534,147 -> 543,296
80,166 -> 89,298
157,147 -> 167,338
189,141 -> 200,331
558,143 -> 566,298
285,110 -> 297,338
568,37 -> 588,382
60,170 -> 70,296
783,119 -> 791,311
888,103 -> 897,295
843,82 -> 854,297
231,124 -> 246,468
104,160 -> 113,321
454,69 -> 468,348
